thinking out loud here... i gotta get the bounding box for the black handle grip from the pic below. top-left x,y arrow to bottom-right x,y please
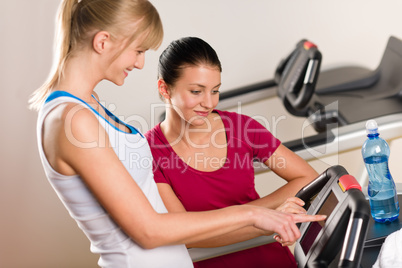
276,39 -> 322,113
295,165 -> 348,210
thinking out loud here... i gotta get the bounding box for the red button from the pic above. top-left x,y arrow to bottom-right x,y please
338,175 -> 362,192
304,41 -> 317,50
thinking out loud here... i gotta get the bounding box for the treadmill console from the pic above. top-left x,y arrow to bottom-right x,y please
294,165 -> 370,268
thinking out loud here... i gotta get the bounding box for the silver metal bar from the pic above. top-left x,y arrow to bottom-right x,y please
340,218 -> 364,262
304,59 -> 319,84
188,235 -> 275,262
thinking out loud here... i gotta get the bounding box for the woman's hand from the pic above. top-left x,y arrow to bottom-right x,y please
253,206 -> 326,247
274,197 -> 310,246
276,197 -> 307,215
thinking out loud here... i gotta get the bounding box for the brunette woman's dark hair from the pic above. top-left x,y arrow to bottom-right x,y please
158,37 -> 222,87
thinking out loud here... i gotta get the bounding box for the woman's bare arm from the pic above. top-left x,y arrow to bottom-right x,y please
247,144 -> 319,209
157,183 -> 271,248
43,104 -> 324,249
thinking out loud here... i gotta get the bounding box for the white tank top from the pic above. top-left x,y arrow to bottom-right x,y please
36,91 -> 193,268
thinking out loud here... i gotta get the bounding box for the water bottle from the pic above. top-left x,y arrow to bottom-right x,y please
362,119 -> 399,223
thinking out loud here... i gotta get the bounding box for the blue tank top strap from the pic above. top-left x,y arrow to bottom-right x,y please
45,91 -> 142,136
90,94 -> 141,136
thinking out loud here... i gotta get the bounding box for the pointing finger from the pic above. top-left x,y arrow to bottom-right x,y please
294,214 -> 327,223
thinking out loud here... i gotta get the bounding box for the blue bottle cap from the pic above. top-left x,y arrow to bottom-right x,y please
366,119 -> 378,135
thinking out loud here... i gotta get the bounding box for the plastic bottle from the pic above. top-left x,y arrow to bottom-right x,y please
362,119 -> 399,223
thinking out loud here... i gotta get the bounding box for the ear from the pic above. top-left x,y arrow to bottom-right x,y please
93,31 -> 111,54
158,79 -> 171,100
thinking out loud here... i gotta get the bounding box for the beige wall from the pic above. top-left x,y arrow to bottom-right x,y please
2,0 -> 402,267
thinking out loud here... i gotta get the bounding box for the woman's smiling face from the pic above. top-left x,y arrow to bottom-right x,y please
168,65 -> 221,127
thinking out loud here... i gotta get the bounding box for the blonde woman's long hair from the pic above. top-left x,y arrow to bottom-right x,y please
29,0 -> 163,111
